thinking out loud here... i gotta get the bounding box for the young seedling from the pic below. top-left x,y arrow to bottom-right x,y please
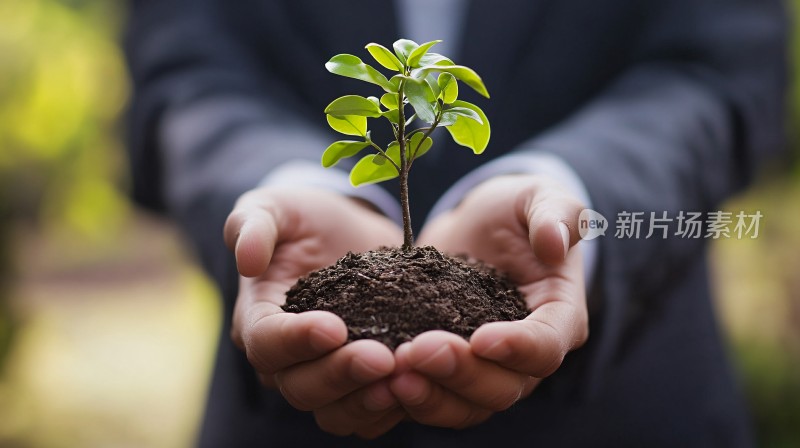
322,39 -> 490,249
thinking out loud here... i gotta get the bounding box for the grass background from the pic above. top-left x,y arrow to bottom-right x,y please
0,0 -> 798,446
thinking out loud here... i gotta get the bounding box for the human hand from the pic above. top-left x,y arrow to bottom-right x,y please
390,175 -> 588,428
224,187 -> 406,438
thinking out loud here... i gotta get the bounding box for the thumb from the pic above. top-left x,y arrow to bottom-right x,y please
517,186 -> 584,265
223,199 -> 282,277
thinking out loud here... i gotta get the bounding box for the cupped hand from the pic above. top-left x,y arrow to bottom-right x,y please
224,187 -> 406,438
390,175 -> 589,428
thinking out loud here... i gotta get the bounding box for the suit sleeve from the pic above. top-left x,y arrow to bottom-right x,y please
522,0 -> 787,390
124,0 -> 404,306
124,0 -> 335,216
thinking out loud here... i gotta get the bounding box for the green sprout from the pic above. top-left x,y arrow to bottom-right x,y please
322,39 -> 491,249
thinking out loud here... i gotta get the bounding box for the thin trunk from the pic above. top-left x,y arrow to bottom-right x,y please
399,166 -> 412,249
397,85 -> 413,249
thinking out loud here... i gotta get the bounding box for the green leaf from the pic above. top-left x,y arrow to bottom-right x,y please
438,73 -> 458,104
380,93 -> 398,109
414,65 -> 490,98
374,141 -> 400,166
325,54 -> 395,92
372,154 -> 388,165
327,114 -> 367,136
419,52 -> 454,67
389,74 -> 404,91
386,141 -> 400,159
438,113 -> 457,127
403,77 -> 437,124
409,132 -> 433,160
444,100 -> 490,154
406,40 -> 442,67
392,39 -> 419,65
367,96 -> 381,110
382,108 -> 400,123
425,74 -> 441,100
325,95 -> 382,117
350,154 -> 399,186
365,43 -> 404,71
321,140 -> 370,167
442,106 -> 483,124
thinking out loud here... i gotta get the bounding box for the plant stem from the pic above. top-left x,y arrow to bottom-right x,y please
366,138 -> 400,172
397,82 -> 413,249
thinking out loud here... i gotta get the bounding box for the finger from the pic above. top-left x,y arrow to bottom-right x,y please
354,408 -> 407,440
224,202 -> 281,277
390,371 -> 492,429
402,331 -> 529,411
394,342 -> 413,374
257,372 -> 277,389
415,211 -> 457,248
242,310 -> 348,376
231,274 -> 296,351
313,380 -> 399,436
276,339 -> 395,411
471,299 -> 589,377
517,185 -> 584,265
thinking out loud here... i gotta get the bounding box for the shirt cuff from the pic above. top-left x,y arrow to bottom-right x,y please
427,152 -> 598,289
259,160 -> 403,224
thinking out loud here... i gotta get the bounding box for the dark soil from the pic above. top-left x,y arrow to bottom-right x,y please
282,246 -> 528,350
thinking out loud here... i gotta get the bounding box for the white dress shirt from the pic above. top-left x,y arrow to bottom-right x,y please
262,0 -> 597,286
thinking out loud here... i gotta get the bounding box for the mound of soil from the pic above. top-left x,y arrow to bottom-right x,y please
282,246 -> 528,350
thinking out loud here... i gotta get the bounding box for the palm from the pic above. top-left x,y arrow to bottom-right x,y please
388,175 -> 588,429
418,178 -> 584,316
225,188 -> 406,438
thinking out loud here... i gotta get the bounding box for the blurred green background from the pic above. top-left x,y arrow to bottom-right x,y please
0,0 -> 798,447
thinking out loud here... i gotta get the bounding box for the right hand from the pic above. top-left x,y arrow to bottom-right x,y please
390,175 -> 588,429
223,187 -> 405,438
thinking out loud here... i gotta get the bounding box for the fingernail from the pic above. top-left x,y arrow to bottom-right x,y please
394,342 -> 413,374
391,372 -> 429,405
417,344 -> 456,377
363,384 -> 397,412
559,222 -> 570,257
482,340 -> 512,361
351,356 -> 387,382
308,327 -> 341,352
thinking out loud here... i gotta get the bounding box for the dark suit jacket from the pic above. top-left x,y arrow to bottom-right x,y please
125,0 -> 787,446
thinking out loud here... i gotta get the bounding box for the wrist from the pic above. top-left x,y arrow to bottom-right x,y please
260,160 -> 403,225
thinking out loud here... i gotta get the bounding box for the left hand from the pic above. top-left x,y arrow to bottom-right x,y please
389,174 -> 589,428
223,187 -> 406,438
